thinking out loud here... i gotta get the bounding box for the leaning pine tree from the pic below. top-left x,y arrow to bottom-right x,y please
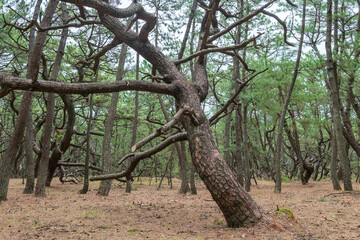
0,0 -> 297,227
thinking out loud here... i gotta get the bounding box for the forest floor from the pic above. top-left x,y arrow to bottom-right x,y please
0,178 -> 359,240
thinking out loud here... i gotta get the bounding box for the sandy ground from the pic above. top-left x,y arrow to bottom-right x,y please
0,178 -> 359,240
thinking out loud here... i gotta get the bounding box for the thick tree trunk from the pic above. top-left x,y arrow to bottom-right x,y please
179,89 -> 264,226
98,43 -> 128,196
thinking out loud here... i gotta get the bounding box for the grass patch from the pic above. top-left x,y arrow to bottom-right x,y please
275,207 -> 294,219
126,228 -> 152,234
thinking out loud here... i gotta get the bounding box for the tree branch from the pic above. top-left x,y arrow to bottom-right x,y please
207,1 -> 275,43
261,10 -> 294,47
209,68 -> 268,124
90,132 -> 187,181
61,0 -> 156,41
175,34 -> 262,65
131,106 -> 190,152
0,75 -> 177,96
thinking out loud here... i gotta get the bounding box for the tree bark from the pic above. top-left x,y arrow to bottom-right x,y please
46,94 -> 75,186
97,43 -> 128,196
274,0 -> 306,193
79,93 -> 93,194
330,127 -> 342,190
35,2 -> 69,197
23,0 -> 43,194
0,0 -> 59,201
325,0 -> 352,191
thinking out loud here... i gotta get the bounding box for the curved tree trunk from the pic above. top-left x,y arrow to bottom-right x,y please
46,94 -> 75,186
97,4 -> 267,227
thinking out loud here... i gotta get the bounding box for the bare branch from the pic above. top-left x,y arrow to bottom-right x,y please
131,105 -> 190,152
223,51 -> 255,72
209,68 -> 268,124
57,162 -> 102,171
0,75 -> 177,96
261,10 -> 294,47
80,37 -> 122,70
207,1 -> 275,43
61,0 -> 156,41
0,87 -> 11,99
91,132 -> 188,181
285,0 -> 298,7
175,34 -> 262,65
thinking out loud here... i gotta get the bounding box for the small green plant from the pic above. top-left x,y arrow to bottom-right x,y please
126,228 -> 152,234
80,209 -> 101,218
216,219 -> 224,225
276,207 -> 294,219
31,220 -> 42,230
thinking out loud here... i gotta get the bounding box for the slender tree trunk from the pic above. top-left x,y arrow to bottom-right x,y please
223,113 -> 232,167
233,18 -> 244,186
97,43 -> 128,196
23,101 -> 35,194
127,45 -> 140,193
35,2 -> 69,197
0,0 -> 59,201
35,92 -> 55,197
330,128 -> 342,190
325,0 -> 352,191
242,105 -> 251,191
274,0 -> 306,193
79,93 -> 93,194
178,141 -> 189,193
23,0 -> 43,194
189,161 -> 197,194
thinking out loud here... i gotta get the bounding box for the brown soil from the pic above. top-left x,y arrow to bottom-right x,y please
0,178 -> 359,240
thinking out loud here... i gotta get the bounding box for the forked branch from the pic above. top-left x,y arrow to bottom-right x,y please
61,0 -> 156,41
131,105 -> 190,152
91,132 -> 188,181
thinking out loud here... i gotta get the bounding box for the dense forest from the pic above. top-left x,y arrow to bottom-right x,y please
0,0 -> 359,231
